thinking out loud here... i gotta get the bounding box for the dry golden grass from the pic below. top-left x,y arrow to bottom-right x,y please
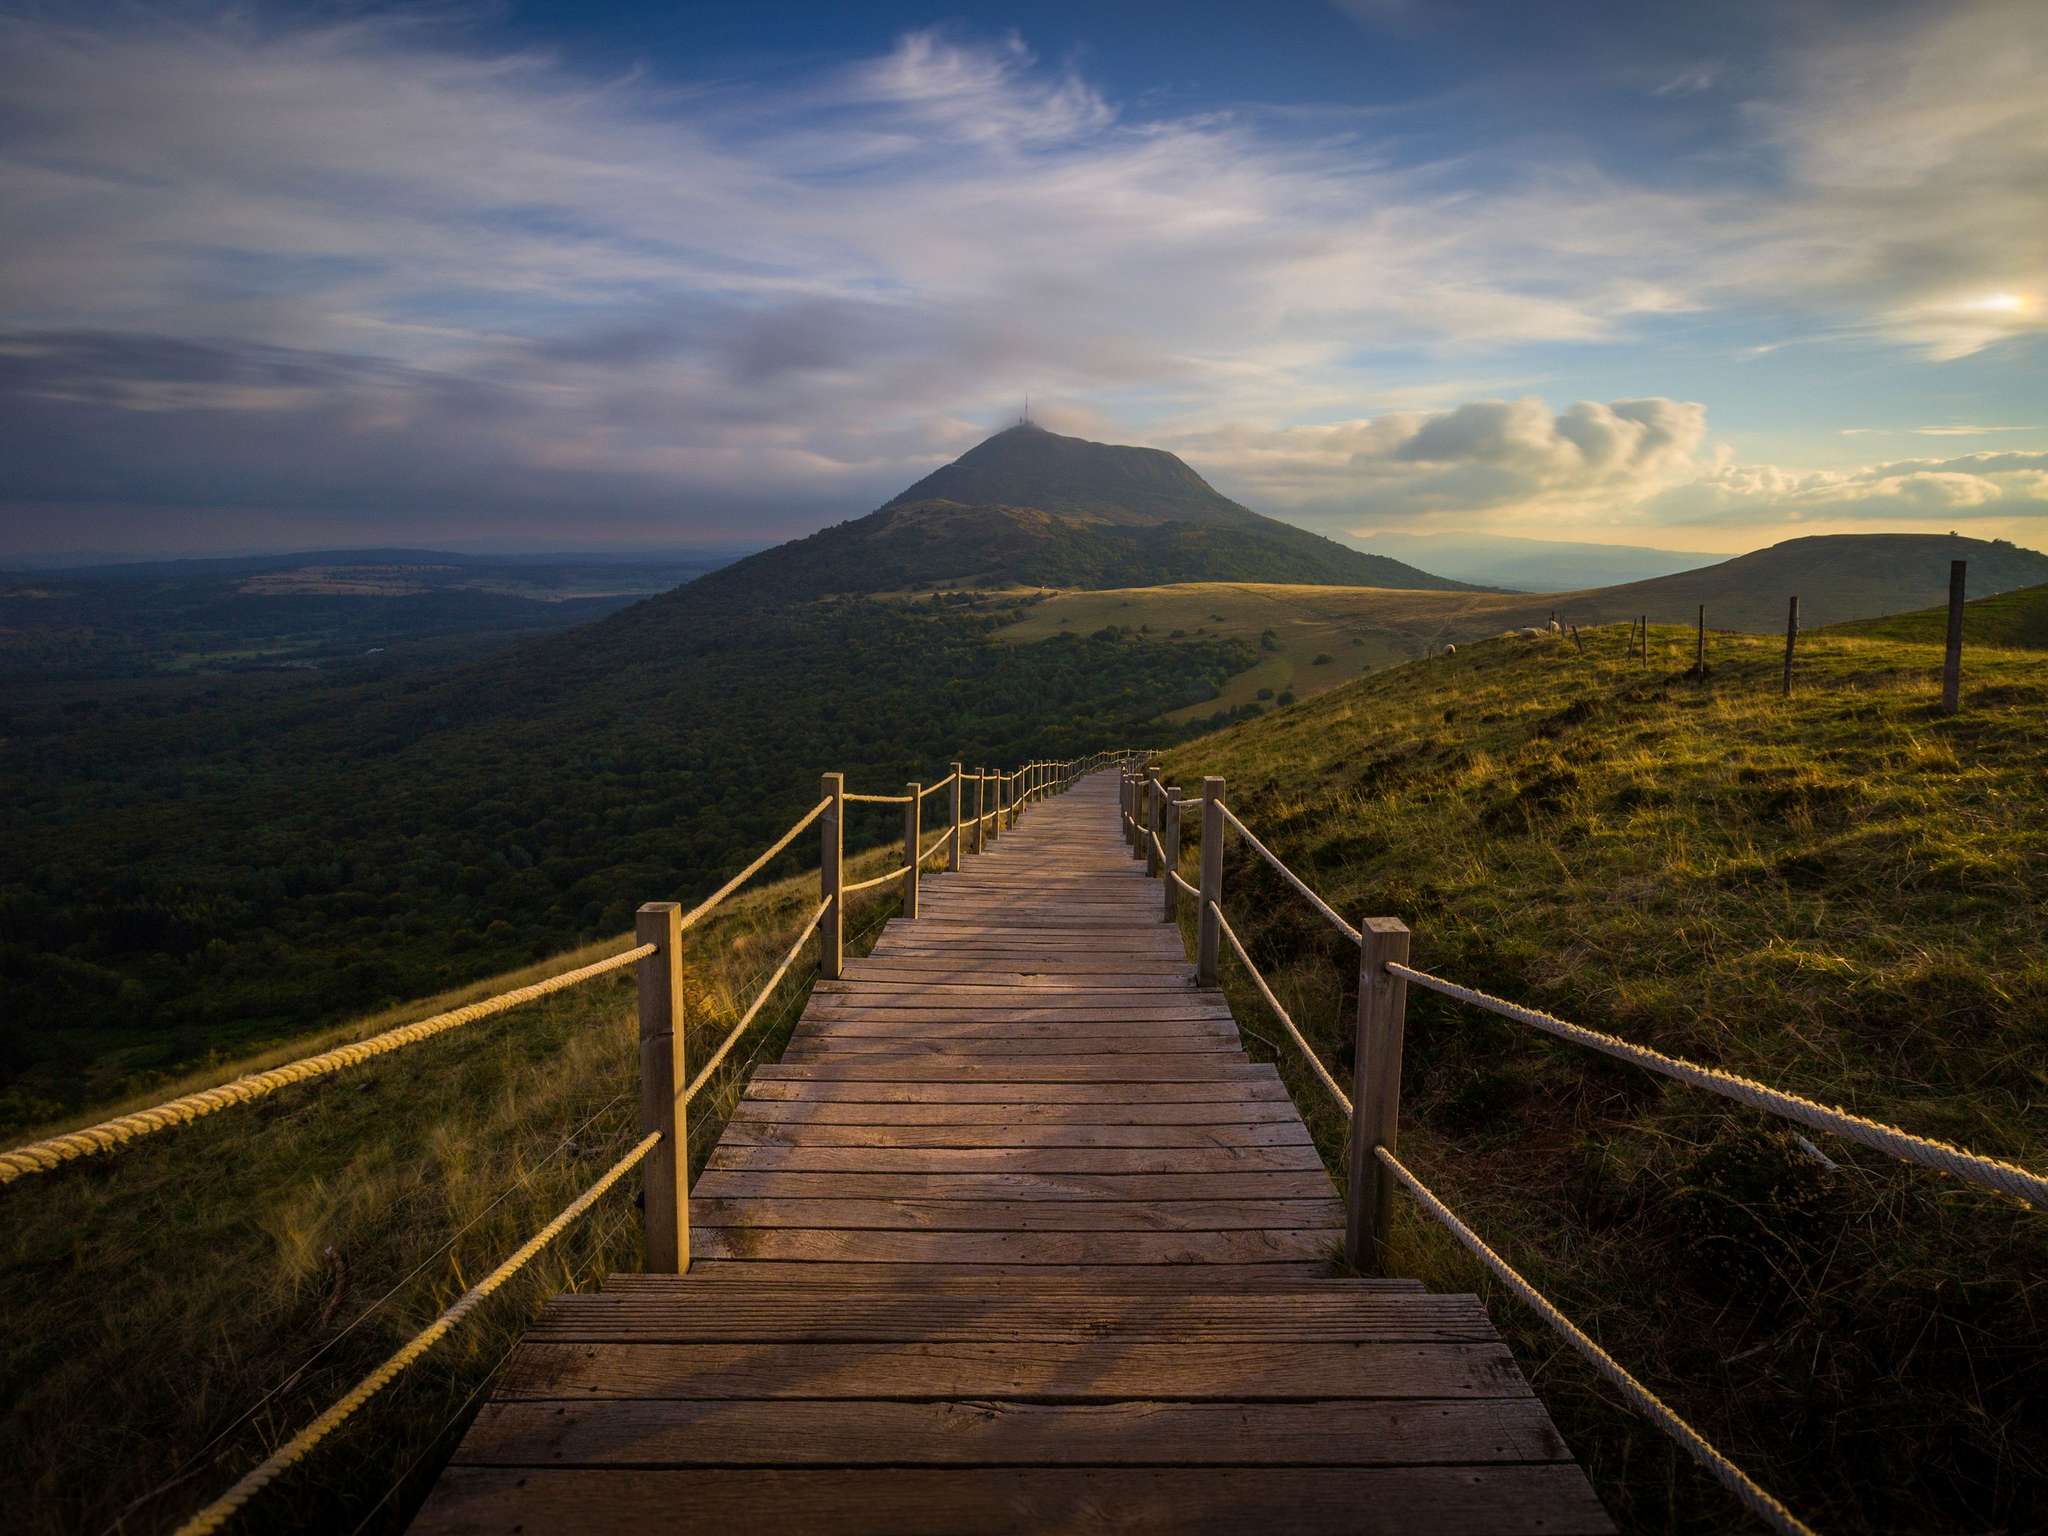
1,843 -> 909,1534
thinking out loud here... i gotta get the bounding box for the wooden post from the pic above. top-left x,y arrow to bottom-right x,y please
1161,783 -> 1181,923
635,901 -> 688,1274
1196,776 -> 1225,986
902,782 -> 921,919
1695,604 -> 1705,675
973,769 -> 987,855
1345,916 -> 1410,1275
1782,596 -> 1799,697
1941,559 -> 1966,714
1570,623 -> 1583,656
1133,773 -> 1150,860
1142,768 -> 1161,877
990,773 -> 1002,845
948,761 -> 963,872
819,772 -> 843,980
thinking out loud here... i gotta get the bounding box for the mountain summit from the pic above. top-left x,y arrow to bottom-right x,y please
699,423 -> 1475,602
883,422 -> 1254,528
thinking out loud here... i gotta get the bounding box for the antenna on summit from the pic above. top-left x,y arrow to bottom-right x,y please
1022,395 -> 1031,426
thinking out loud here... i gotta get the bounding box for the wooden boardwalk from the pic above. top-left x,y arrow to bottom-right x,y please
414,773 -> 1610,1533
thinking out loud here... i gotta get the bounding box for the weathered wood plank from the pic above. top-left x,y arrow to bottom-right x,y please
778,1036 -> 1245,1058
716,1122 -> 1312,1149
732,1099 -> 1303,1126
689,1170 -> 1341,1201
689,1197 -> 1340,1230
494,1340 -> 1531,1400
739,1080 -> 1291,1103
753,1059 -> 1267,1082
705,1145 -> 1328,1174
687,1227 -> 1338,1265
415,1466 -> 1613,1535
456,1397 -> 1568,1467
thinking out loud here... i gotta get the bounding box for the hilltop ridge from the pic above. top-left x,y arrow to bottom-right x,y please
691,423 -> 1476,603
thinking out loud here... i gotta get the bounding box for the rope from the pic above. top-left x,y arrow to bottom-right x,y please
918,827 -> 950,866
1209,902 -> 1353,1114
1170,871 -> 1198,898
1218,802 -> 1362,945
174,1130 -> 660,1536
0,944 -> 654,1185
678,797 -> 831,932
1388,963 -> 2048,1208
842,792 -> 911,805
1174,797 -> 1201,810
842,863 -> 912,895
685,899 -> 830,1101
1375,1147 -> 1815,1536
919,774 -> 957,799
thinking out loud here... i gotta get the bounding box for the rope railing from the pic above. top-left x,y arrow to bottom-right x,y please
685,897 -> 832,1101
0,943 -> 654,1185
678,795 -> 832,931
174,1128 -> 661,1536
1217,802 -> 1362,945
1375,1146 -> 1815,1536
1208,901 -> 1353,1114
34,747 -> 1133,1533
842,862 -> 914,896
1132,769 -> 2045,1536
1388,962 -> 2048,1208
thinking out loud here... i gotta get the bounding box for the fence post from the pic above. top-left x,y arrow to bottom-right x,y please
1782,596 -> 1799,697
819,772 -> 843,981
1346,916 -> 1410,1275
974,769 -> 987,856
949,762 -> 964,872
635,901 -> 688,1274
992,772 -> 1005,843
1144,768 -> 1162,877
1196,776 -> 1225,986
1161,783 -> 1181,923
903,782 -> 921,919
1941,559 -> 1966,714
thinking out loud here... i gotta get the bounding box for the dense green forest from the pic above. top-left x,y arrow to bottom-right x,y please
0,588 -> 1250,1128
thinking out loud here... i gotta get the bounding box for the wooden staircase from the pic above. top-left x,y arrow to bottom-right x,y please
412,773 -> 1611,1533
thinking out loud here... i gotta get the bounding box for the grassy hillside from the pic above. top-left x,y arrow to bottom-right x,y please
1,842 -> 913,1534
1828,581 -> 2048,650
1157,622 -> 2047,1534
993,582 -> 1540,720
1542,532 -> 2048,632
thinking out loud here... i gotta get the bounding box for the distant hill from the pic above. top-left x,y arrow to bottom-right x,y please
1538,533 -> 2048,632
1351,531 -> 1721,592
695,424 -> 1477,602
1826,581 -> 2048,649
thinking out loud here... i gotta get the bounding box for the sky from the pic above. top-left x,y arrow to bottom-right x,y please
0,0 -> 2044,560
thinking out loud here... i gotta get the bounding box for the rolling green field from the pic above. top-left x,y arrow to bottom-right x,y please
993,581 -> 1549,721
1157,619 -> 2048,1534
1827,581 -> 2048,650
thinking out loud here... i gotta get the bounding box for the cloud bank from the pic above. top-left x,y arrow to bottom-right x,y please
0,4 -> 2042,554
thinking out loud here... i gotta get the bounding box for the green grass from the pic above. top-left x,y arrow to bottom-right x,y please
0,841 -> 913,1535
1827,581 -> 2048,650
1158,620 -> 2048,1535
993,581 -> 1548,721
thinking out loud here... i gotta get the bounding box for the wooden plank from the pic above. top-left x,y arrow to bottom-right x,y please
690,1170 -> 1340,1202
732,1100 -> 1304,1126
739,1079 -> 1291,1104
753,1060 -> 1268,1083
456,1397 -> 1568,1467
415,1466 -> 1614,1535
778,1037 -> 1245,1058
705,1145 -> 1328,1174
494,1340 -> 1531,1401
689,1197 -> 1341,1231
687,1228 -> 1338,1265
677,1260 -> 1345,1283
716,1122 -> 1312,1149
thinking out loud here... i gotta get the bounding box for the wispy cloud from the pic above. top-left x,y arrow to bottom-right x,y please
0,4 -> 2043,553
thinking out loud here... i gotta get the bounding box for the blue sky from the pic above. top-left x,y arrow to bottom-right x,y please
0,0 -> 2042,557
